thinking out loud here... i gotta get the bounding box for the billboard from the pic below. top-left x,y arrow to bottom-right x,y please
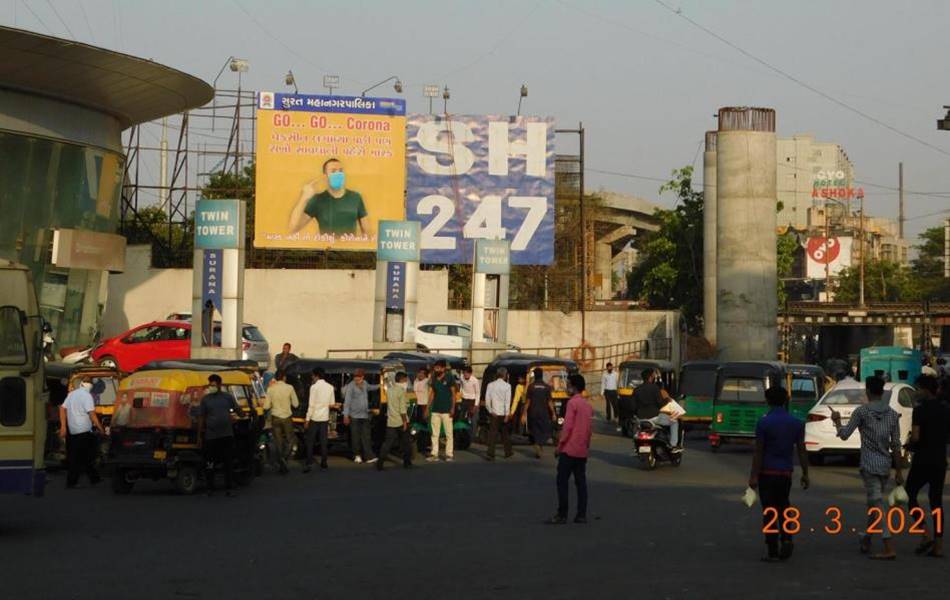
406,115 -> 555,265
254,93 -> 406,250
806,236 -> 852,279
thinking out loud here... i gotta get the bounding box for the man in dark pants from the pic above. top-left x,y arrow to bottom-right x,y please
602,362 -> 619,429
547,374 -> 593,524
905,374 -> 950,557
199,374 -> 241,496
749,386 -> 809,562
58,376 -> 105,488
304,368 -> 337,472
378,372 -> 412,470
484,368 -> 513,461
342,368 -> 380,464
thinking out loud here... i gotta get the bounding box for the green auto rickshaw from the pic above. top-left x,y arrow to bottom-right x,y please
709,361 -> 787,451
677,360 -> 719,430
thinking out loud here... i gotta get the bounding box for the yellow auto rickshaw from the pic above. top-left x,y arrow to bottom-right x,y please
107,363 -> 263,494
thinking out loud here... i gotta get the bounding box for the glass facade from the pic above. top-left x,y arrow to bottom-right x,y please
0,131 -> 124,350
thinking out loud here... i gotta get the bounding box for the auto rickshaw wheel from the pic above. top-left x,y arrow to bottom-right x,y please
454,428 -> 472,450
112,470 -> 133,495
174,465 -> 199,495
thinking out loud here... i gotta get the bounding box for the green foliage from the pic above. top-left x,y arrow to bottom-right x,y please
834,259 -> 918,303
776,233 -> 798,307
626,166 -> 704,333
911,225 -> 950,301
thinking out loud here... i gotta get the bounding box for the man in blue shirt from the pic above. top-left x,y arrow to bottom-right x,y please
749,386 -> 810,562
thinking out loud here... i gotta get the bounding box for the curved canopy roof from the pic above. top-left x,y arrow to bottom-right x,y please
0,26 -> 213,128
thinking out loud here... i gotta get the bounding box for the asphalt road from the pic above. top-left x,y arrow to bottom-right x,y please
3,413 -> 949,599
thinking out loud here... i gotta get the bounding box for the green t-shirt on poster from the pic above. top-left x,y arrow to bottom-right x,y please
303,189 -> 368,234
430,373 -> 456,414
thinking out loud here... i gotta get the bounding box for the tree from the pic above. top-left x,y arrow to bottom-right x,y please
626,166 -> 704,332
834,259 -> 919,303
911,225 -> 950,301
776,233 -> 798,306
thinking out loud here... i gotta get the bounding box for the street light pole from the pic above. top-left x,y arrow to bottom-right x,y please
858,192 -> 865,307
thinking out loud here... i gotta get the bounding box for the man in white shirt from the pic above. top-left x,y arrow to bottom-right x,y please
459,366 -> 481,442
485,368 -> 513,461
58,376 -> 105,488
304,368 -> 338,472
602,362 -> 619,431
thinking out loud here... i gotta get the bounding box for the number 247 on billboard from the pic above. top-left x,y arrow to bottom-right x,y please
405,115 -> 555,265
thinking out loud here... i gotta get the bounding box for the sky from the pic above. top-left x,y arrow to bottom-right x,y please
4,0 -> 950,244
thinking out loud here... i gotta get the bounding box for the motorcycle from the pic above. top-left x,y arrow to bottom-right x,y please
633,419 -> 683,470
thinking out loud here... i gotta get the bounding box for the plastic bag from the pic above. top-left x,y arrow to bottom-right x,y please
888,485 -> 909,507
663,399 -> 687,418
742,487 -> 758,508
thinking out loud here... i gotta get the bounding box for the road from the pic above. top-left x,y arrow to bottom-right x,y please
3,414 -> 948,599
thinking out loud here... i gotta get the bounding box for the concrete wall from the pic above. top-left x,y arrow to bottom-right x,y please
105,246 -> 679,364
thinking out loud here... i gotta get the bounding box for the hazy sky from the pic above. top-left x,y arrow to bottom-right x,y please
4,0 -> 949,243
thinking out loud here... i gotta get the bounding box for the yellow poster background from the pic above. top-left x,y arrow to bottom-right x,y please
254,107 -> 406,250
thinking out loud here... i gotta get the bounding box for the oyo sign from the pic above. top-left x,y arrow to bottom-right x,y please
805,236 -> 852,280
807,237 -> 840,264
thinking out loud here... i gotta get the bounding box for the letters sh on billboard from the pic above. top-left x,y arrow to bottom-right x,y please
406,115 -> 555,265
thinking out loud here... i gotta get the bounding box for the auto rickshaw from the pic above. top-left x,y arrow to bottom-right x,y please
677,360 -> 719,430
787,364 -> 827,421
44,362 -> 122,467
859,346 -> 922,385
709,361 -> 787,451
283,358 -> 404,456
479,353 -> 580,445
107,363 -> 264,494
616,359 -> 677,437
382,351 -> 467,380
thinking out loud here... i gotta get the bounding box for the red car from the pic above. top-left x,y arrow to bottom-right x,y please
91,320 -> 191,372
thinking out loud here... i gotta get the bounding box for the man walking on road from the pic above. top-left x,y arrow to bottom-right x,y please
547,374 -> 593,524
427,360 -> 458,462
264,370 -> 299,474
304,368 -> 337,473
199,374 -> 241,497
485,367 -> 513,461
602,362 -> 619,430
905,374 -> 950,557
343,368 -> 379,464
378,372 -> 412,470
831,375 -> 904,559
58,376 -> 105,488
460,366 -> 481,443
749,386 -> 809,562
274,342 -> 298,372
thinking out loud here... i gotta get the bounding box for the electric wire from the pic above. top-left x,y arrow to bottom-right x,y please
44,0 -> 74,39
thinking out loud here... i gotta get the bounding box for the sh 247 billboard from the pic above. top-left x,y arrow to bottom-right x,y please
406,115 -> 555,265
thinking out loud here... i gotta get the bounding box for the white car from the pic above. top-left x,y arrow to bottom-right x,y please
804,378 -> 915,465
414,322 -> 472,357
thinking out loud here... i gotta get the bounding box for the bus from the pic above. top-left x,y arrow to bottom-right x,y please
0,259 -> 46,496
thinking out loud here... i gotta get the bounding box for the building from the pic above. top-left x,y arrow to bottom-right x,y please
0,27 -> 212,351
593,191 -> 660,301
776,134 -> 855,230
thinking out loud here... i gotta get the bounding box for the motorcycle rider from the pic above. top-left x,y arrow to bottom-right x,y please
632,369 -> 681,449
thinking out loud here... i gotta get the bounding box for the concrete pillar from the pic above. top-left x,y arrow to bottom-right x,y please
716,108 -> 777,361
702,131 -> 717,346
595,240 -> 612,300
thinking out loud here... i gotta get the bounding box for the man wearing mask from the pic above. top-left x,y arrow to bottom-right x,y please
288,158 -> 371,237
378,372 -> 412,471
459,366 -> 481,442
199,374 -> 241,496
274,343 -> 298,372
427,360 -> 458,462
263,370 -> 299,474
485,368 -> 513,461
58,376 -> 105,488
343,369 -> 379,464
831,376 -> 904,559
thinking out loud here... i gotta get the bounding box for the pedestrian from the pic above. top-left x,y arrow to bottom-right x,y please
427,359 -> 458,462
459,366 -> 481,442
485,367 -> 513,461
58,376 -> 104,488
304,368 -> 337,473
263,370 -> 299,474
904,374 -> 950,557
748,386 -> 810,562
378,372 -> 412,471
342,368 -> 379,464
413,367 -> 430,423
274,342 -> 299,372
831,375 -> 904,559
199,374 -> 241,497
522,367 -> 555,458
546,373 -> 593,525
602,362 -> 619,431
509,373 -> 527,422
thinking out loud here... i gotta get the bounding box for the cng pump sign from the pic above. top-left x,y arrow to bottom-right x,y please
805,236 -> 852,279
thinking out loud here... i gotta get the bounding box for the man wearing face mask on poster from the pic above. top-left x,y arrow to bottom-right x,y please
288,158 -> 372,237
59,376 -> 105,488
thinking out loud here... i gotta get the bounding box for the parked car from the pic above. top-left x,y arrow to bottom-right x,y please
414,321 -> 520,357
92,319 -> 270,372
803,378 -> 915,465
165,312 -> 270,370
